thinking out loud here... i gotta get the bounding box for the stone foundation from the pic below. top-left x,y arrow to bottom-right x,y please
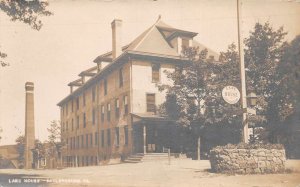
210,145 -> 286,174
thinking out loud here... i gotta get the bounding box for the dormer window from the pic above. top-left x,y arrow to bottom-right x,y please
182,38 -> 190,48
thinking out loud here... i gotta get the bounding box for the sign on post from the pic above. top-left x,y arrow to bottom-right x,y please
222,86 -> 240,104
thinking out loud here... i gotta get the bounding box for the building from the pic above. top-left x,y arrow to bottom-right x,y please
57,17 -> 218,167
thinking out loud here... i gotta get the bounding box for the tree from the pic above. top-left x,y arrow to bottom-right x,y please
266,35 -> 300,146
32,139 -> 46,168
15,135 -> 25,168
15,135 -> 46,169
158,47 -> 228,159
244,22 -> 288,118
47,120 -> 64,167
0,0 -> 52,67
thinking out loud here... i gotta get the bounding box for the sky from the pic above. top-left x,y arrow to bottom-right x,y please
0,0 -> 300,145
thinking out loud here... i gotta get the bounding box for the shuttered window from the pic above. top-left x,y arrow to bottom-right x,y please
119,68 -> 123,87
104,79 -> 107,95
124,126 -> 128,145
152,64 -> 160,82
146,93 -> 156,113
115,99 -> 119,118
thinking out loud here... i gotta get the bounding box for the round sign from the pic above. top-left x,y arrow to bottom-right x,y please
222,86 -> 240,104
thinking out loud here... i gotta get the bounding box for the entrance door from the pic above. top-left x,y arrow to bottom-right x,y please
146,126 -> 155,152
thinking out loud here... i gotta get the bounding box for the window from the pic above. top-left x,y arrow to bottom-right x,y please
62,122 -> 64,132
76,136 -> 79,149
66,121 -> 68,131
90,133 -> 93,146
107,103 -> 111,122
107,129 -> 111,146
83,113 -> 86,128
66,139 -> 69,150
115,99 -> 119,118
76,98 -> 79,110
95,132 -> 98,145
119,68 -> 123,87
104,79 -> 107,95
70,137 -> 72,150
92,108 -> 96,125
101,130 -> 105,147
101,105 -> 105,122
61,107 -> 64,117
146,93 -> 156,113
71,119 -> 74,131
71,100 -> 74,112
66,103 -> 68,115
152,64 -> 160,82
86,134 -> 89,148
123,95 -> 128,115
182,38 -> 189,48
73,137 -> 75,150
115,127 -> 119,146
76,116 -> 79,129
86,156 -> 89,166
92,86 -> 96,102
81,135 -> 84,148
83,92 -> 86,106
124,126 -> 128,145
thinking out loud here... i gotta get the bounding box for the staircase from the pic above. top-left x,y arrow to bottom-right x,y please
123,153 -> 170,163
123,153 -> 144,163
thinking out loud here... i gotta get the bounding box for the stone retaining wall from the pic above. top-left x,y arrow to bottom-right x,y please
210,147 -> 286,174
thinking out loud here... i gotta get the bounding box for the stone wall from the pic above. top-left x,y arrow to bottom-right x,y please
210,146 -> 286,174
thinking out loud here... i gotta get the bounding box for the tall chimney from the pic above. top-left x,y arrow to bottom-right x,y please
25,82 -> 35,169
111,19 -> 122,60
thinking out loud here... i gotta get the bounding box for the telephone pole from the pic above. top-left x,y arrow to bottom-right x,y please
237,0 -> 249,143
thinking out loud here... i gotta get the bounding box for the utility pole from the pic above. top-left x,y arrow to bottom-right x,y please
237,0 -> 249,143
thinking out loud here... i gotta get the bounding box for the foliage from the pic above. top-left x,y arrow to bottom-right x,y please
267,35 -> 300,123
0,0 -> 52,30
158,47 -> 214,128
244,22 -> 288,118
32,139 -> 46,164
158,44 -> 243,130
47,120 -> 64,158
0,0 -> 52,67
0,51 -> 8,67
15,135 -> 25,168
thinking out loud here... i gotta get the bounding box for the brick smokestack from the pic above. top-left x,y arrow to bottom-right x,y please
25,82 -> 35,169
111,19 -> 122,60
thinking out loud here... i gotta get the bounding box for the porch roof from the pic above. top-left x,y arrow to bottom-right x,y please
131,113 -> 175,123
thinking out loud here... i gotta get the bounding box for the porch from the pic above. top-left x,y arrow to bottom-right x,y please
131,113 -> 177,154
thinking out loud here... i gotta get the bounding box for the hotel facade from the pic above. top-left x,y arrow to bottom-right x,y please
57,17 -> 217,167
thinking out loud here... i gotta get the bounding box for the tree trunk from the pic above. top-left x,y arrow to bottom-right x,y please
197,135 -> 201,160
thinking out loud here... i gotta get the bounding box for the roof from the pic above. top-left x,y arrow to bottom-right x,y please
58,18 -> 219,106
131,113 -> 175,123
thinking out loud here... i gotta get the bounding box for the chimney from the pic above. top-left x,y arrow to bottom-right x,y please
111,19 -> 122,60
25,82 -> 35,169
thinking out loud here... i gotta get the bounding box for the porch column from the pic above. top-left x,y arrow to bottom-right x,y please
143,124 -> 147,154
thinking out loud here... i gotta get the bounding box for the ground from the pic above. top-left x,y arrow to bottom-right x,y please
0,159 -> 300,187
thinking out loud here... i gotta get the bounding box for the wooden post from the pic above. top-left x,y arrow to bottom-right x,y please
168,148 -> 171,165
197,136 -> 201,160
143,125 -> 147,154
